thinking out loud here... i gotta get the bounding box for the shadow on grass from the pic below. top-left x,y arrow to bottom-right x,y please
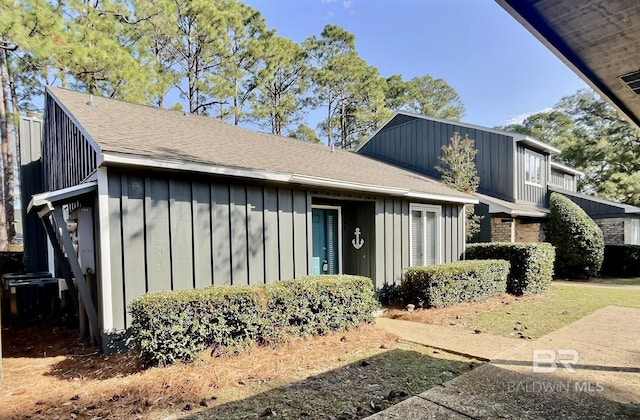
182,348 -> 477,420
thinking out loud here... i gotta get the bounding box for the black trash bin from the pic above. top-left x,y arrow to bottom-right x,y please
1,272 -> 58,324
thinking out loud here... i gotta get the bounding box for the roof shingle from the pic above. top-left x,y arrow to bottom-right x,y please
48,87 -> 474,202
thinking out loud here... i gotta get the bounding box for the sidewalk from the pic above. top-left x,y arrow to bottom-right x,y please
369,306 -> 640,419
375,317 -> 523,361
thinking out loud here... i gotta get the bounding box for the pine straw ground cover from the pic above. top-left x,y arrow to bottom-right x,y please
1,322 -> 480,419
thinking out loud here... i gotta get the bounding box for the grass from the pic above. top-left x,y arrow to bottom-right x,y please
470,282 -> 640,339
585,277 -> 640,286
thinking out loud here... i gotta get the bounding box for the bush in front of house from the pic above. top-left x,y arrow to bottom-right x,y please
544,192 -> 604,278
128,275 -> 379,366
600,244 -> 640,277
466,242 -> 555,295
399,260 -> 510,308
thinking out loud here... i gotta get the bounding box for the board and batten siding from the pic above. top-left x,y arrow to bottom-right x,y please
359,117 -> 515,201
20,117 -> 50,272
105,170 -> 311,330
373,196 -> 464,286
43,95 -> 98,192
516,145 -> 547,206
104,173 -> 466,330
549,168 -> 576,192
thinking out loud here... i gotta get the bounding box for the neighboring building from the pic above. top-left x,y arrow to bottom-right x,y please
358,112 -> 563,242
496,0 -> 640,244
358,111 -> 640,244
26,87 -> 476,351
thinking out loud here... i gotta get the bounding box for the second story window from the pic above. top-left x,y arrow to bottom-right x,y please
524,149 -> 543,186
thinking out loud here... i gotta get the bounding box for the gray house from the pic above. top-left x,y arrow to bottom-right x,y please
358,111 -> 640,244
26,87 -> 475,351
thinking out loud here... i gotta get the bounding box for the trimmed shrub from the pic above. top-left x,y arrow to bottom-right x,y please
545,193 -> 604,278
128,275 -> 379,366
601,244 -> 640,277
399,260 -> 509,308
466,242 -> 555,295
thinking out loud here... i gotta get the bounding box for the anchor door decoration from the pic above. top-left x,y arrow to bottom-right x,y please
352,227 -> 365,250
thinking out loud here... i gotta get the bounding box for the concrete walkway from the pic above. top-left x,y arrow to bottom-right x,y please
375,317 -> 523,361
369,306 -> 640,419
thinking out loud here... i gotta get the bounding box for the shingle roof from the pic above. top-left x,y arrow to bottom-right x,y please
48,87 -> 475,202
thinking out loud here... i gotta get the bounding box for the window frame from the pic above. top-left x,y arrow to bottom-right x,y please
409,203 -> 443,266
524,149 -> 544,187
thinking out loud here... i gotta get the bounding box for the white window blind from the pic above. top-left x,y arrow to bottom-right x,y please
410,205 -> 441,266
524,150 -> 542,185
411,210 -> 423,266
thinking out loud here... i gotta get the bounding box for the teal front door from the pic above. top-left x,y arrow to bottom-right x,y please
312,208 -> 339,275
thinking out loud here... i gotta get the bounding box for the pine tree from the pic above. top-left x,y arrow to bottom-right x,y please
436,132 -> 482,239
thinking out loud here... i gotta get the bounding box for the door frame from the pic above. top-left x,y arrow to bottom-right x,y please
311,204 -> 343,274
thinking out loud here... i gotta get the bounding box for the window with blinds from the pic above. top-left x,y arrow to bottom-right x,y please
524,149 -> 543,186
410,204 -> 441,266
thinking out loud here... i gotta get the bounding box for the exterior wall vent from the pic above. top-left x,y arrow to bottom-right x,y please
618,70 -> 640,95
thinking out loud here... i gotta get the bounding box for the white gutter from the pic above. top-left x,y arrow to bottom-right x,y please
102,152 -> 478,204
550,161 -> 584,177
404,191 -> 478,205
102,152 -> 292,183
517,136 -> 561,155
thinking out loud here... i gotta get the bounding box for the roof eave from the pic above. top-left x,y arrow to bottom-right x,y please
101,152 -> 476,204
495,0 -> 640,130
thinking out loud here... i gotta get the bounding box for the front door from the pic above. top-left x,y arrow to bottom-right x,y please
312,207 -> 339,275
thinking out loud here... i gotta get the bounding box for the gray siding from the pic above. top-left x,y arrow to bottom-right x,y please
556,192 -> 629,218
373,196 -> 464,287
106,170 -> 311,330
516,145 -> 547,206
360,118 -> 515,201
549,168 -> 576,191
19,117 -> 48,272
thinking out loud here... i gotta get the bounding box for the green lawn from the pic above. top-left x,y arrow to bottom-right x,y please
470,282 -> 640,339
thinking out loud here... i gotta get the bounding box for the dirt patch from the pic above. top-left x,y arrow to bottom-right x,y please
384,293 -> 543,327
1,322 -> 478,419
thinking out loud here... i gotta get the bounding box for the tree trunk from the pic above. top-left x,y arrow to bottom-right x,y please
0,50 -> 11,249
0,52 -> 15,245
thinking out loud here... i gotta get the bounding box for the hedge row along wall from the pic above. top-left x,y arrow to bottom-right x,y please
128,275 -> 379,366
399,260 -> 510,308
466,242 -> 555,295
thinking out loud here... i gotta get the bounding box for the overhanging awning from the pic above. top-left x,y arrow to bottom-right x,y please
27,182 -> 97,215
476,193 -> 549,218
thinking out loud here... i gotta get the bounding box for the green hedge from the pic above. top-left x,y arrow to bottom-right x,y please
545,193 -> 604,278
128,275 -> 379,366
601,244 -> 640,277
399,260 -> 509,308
466,242 -> 555,295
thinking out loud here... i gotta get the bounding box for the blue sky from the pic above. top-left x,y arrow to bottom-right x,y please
244,0 -> 589,128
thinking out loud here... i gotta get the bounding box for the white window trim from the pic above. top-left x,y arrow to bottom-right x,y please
409,203 -> 443,266
524,149 -> 544,187
311,204 -> 343,274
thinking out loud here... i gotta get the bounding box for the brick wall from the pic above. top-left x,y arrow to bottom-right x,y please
595,218 -> 625,244
491,217 -> 514,242
515,219 -> 544,242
